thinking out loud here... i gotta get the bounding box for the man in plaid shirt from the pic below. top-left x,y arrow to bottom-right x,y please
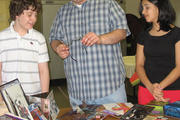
50,0 -> 130,109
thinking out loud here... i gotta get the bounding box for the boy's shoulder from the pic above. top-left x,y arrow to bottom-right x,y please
32,28 -> 43,36
31,29 -> 45,40
0,27 -> 11,35
0,27 -> 12,39
32,29 -> 43,36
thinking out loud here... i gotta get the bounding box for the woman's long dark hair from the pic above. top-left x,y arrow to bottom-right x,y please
139,0 -> 176,31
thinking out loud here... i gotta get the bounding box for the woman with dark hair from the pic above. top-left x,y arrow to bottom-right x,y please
136,0 -> 180,105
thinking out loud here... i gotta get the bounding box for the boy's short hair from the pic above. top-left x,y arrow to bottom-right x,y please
9,0 -> 41,21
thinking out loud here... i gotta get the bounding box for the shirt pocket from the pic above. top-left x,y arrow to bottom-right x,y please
88,19 -> 110,34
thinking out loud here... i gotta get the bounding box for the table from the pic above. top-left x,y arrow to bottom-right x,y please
57,108 -> 124,120
123,56 -> 136,79
57,107 -> 180,120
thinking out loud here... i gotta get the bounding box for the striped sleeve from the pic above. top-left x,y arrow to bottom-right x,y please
37,33 -> 49,63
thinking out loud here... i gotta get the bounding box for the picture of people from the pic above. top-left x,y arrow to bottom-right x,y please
0,79 -> 33,120
14,100 -> 32,120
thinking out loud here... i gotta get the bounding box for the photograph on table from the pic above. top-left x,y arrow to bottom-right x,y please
0,79 -> 33,120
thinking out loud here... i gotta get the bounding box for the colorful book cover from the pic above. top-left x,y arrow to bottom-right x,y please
28,103 -> 47,120
146,100 -> 168,115
129,72 -> 140,86
164,101 -> 180,118
59,102 -> 133,120
102,102 -> 133,116
121,104 -> 154,120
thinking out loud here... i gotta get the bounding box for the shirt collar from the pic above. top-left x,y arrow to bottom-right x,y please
71,0 -> 89,7
10,21 -> 33,35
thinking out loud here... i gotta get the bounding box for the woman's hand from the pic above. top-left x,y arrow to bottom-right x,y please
151,83 -> 169,102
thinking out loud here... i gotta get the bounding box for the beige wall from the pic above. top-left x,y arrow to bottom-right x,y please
125,0 -> 140,17
0,0 -> 10,31
125,0 -> 180,27
0,0 -> 41,32
171,0 -> 180,27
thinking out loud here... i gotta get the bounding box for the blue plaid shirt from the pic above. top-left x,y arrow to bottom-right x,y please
49,0 -> 130,101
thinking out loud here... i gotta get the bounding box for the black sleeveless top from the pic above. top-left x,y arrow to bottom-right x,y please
137,27 -> 180,90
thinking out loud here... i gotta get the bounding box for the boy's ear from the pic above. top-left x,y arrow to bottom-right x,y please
15,15 -> 19,20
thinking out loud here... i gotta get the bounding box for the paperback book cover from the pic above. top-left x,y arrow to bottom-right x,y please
121,104 -> 154,120
146,100 -> 168,115
164,101 -> 180,118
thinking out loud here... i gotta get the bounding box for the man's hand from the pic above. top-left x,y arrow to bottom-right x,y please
81,32 -> 100,46
56,43 -> 70,59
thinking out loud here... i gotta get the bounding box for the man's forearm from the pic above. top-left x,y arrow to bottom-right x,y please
50,40 -> 63,53
97,29 -> 126,45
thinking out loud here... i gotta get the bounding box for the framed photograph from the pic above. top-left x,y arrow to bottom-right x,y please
0,79 -> 33,120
